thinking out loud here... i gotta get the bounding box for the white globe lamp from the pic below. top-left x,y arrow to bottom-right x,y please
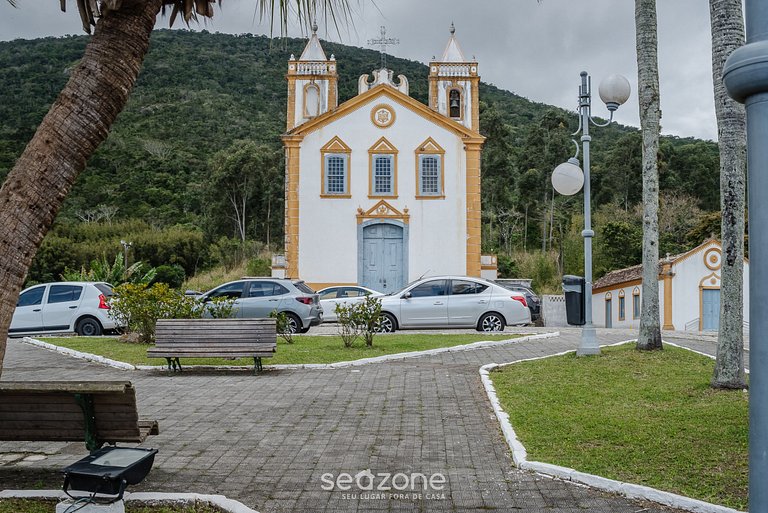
598,74 -> 631,112
551,158 -> 584,196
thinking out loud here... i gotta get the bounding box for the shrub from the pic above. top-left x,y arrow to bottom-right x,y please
335,303 -> 362,348
153,264 -> 186,288
110,283 -> 197,343
246,257 -> 271,277
269,310 -> 293,344
357,296 -> 383,347
205,296 -> 237,319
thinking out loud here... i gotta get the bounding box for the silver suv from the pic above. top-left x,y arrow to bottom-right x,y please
10,281 -> 120,337
200,278 -> 322,333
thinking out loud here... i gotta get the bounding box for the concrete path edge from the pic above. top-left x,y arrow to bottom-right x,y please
479,339 -> 746,513
21,332 -> 561,371
0,490 -> 259,513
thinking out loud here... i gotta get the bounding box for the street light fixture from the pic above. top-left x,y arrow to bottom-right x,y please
552,71 -> 630,356
120,239 -> 132,271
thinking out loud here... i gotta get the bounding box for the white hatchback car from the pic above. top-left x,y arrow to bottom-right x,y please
10,281 -> 120,337
316,285 -> 384,322
377,276 -> 531,332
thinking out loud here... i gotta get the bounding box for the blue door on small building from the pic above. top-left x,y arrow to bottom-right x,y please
702,288 -> 721,331
361,223 -> 404,293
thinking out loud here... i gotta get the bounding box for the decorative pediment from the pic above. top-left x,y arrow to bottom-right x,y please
356,200 -> 409,224
415,137 -> 445,154
699,272 -> 721,288
369,136 -> 398,154
321,136 -> 351,153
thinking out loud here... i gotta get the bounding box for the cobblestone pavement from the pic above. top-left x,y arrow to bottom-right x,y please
0,330 -> 717,512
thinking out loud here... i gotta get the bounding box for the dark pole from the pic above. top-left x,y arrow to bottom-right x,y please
723,2 -> 768,510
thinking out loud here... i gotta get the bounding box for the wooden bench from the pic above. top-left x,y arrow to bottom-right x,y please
148,318 -> 277,373
0,381 -> 159,453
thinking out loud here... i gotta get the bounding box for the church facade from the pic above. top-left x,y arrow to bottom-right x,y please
280,26 -> 486,293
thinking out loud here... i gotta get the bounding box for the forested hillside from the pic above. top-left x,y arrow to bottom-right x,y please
0,30 -> 722,288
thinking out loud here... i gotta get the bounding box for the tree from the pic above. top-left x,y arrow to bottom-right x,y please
709,0 -> 747,389
208,141 -> 283,243
0,0 -> 350,376
635,0 -> 663,350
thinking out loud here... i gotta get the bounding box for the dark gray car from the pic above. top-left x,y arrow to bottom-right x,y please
494,281 -> 540,322
201,278 -> 322,333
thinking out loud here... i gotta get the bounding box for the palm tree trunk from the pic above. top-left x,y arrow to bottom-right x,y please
0,0 -> 162,376
710,0 -> 747,389
635,0 -> 663,350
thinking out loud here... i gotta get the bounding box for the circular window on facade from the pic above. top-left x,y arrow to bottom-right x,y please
703,247 -> 722,271
371,104 -> 396,128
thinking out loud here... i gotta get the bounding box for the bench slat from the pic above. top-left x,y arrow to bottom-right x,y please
0,381 -> 158,447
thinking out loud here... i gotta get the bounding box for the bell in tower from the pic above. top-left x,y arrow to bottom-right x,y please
428,23 -> 480,132
285,22 -> 339,131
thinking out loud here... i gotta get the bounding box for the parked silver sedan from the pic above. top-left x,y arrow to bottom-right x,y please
376,276 -> 531,332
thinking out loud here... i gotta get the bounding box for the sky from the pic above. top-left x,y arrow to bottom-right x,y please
0,0 -> 717,141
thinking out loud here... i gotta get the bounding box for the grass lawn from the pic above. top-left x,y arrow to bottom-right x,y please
491,344 -> 748,510
38,332 -> 518,366
0,499 -> 225,513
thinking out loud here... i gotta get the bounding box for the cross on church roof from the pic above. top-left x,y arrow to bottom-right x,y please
367,26 -> 399,70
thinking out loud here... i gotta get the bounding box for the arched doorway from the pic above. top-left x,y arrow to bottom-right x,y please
359,222 -> 406,293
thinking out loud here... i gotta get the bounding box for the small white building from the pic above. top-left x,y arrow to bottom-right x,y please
279,25 -> 490,292
591,239 -> 749,331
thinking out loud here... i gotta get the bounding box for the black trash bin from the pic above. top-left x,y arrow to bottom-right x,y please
562,275 -> 585,326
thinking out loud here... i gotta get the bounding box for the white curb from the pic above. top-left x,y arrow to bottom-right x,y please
21,337 -> 136,370
480,339 -> 746,513
0,490 -> 259,513
21,332 -> 560,372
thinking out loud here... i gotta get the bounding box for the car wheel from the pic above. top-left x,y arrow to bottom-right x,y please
299,326 -> 311,334
76,317 -> 103,337
377,313 -> 397,333
284,313 -> 302,334
477,312 -> 505,332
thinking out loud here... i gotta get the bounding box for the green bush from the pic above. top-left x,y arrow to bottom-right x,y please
110,283 -> 198,344
246,257 -> 271,277
335,303 -> 362,348
153,264 -> 186,288
334,297 -> 382,348
269,310 -> 293,344
357,296 -> 382,347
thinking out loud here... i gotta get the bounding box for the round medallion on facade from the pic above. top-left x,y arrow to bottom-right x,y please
703,247 -> 722,270
371,104 -> 396,128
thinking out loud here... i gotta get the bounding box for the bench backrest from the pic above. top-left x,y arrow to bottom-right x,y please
154,318 -> 277,349
0,381 -> 145,445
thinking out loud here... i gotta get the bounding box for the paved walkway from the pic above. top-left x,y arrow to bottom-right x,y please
0,329 -> 726,513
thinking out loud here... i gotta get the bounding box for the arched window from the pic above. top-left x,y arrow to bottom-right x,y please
304,83 -> 320,118
632,287 -> 641,319
449,89 -> 462,118
618,289 -> 626,321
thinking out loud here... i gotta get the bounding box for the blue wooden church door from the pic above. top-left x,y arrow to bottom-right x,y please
702,288 -> 721,331
362,224 -> 404,293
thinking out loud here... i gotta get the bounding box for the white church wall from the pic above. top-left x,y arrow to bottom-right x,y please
671,241 -> 718,330
296,95 -> 467,287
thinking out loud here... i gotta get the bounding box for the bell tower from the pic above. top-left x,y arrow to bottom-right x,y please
428,23 -> 480,132
286,22 -> 338,131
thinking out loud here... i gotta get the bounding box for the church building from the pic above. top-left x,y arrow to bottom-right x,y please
279,24 -> 487,293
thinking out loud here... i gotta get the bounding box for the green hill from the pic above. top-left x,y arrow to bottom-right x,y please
0,30 -> 721,284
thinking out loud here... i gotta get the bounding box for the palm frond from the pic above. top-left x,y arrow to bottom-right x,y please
58,0 -> 354,36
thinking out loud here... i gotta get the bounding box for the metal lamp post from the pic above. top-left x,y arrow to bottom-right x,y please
552,71 -> 630,356
120,240 -> 132,270
723,2 -> 768,509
